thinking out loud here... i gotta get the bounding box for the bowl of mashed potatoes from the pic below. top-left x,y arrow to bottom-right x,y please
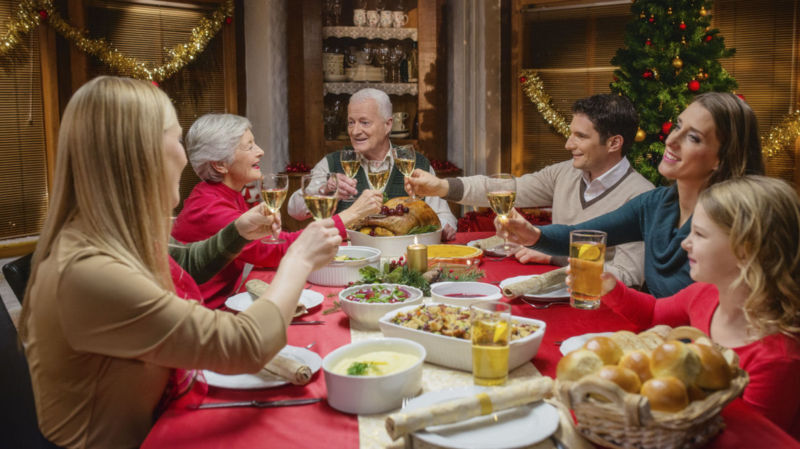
322,338 -> 426,414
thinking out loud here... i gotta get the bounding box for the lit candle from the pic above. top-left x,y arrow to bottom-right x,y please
406,243 -> 428,273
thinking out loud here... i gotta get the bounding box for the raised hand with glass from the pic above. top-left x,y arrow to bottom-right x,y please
392,145 -> 416,198
364,156 -> 391,194
340,149 -> 361,202
302,173 -> 339,221
260,173 -> 288,244
485,173 -> 518,257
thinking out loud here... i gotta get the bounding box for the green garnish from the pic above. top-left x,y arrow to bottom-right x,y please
358,264 -> 431,296
346,361 -> 386,376
407,224 -> 440,235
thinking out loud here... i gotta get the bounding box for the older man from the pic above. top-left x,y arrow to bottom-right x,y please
406,94 -> 654,288
288,88 -> 457,239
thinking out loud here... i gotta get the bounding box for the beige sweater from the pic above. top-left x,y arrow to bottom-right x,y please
454,160 -> 654,287
25,218 -> 287,449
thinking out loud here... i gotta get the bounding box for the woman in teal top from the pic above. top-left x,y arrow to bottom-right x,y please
497,92 -> 764,297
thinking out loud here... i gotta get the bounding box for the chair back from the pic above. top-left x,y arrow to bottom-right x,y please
2,253 -> 33,303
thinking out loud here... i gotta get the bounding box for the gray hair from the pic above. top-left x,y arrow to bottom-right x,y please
186,113 -> 252,182
349,88 -> 392,120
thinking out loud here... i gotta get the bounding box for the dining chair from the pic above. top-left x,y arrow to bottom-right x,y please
0,293 -> 59,448
2,252 -> 32,303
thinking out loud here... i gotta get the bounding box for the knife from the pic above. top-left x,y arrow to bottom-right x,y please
190,398 -> 322,410
290,320 -> 326,325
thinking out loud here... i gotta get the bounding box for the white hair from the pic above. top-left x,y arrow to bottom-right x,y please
349,88 -> 392,120
186,113 -> 252,183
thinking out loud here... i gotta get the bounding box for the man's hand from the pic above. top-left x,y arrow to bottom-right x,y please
334,173 -> 358,200
338,189 -> 384,227
234,203 -> 282,241
494,208 -> 541,247
404,169 -> 449,198
513,247 -> 552,265
441,223 -> 456,241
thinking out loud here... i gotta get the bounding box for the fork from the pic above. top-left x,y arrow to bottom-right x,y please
522,298 -> 570,309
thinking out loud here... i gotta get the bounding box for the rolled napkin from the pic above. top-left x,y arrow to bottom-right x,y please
502,267 -> 567,298
385,377 -> 554,441
246,279 -> 307,316
262,352 -> 313,386
471,235 -> 505,251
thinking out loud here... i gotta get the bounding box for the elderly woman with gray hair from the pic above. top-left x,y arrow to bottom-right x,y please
172,113 -> 383,308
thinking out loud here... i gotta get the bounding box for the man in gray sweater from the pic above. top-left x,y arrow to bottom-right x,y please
405,94 -> 653,288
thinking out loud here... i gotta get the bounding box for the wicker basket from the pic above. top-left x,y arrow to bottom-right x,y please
555,348 -> 749,449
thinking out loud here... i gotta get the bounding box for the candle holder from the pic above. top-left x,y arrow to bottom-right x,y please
406,243 -> 428,273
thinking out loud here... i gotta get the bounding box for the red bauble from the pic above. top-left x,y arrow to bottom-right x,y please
645,39 -> 652,46
658,134 -> 666,142
225,16 -> 232,24
648,16 -> 655,23
643,70 -> 654,80
661,121 -> 673,135
38,9 -> 48,19
704,35 -> 713,42
520,76 -> 527,84
679,21 -> 686,30
688,80 -> 701,92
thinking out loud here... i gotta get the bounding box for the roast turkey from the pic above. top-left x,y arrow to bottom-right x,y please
351,197 -> 441,236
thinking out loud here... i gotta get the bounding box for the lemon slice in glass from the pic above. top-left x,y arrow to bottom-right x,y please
493,321 -> 509,343
578,243 -> 601,260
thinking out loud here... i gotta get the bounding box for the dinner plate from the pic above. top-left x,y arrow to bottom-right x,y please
499,275 -> 569,300
202,346 -> 322,389
405,386 -> 559,449
225,289 -> 324,313
559,332 -> 614,356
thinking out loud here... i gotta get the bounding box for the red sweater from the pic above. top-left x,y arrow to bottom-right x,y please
605,281 -> 800,439
171,181 -> 346,309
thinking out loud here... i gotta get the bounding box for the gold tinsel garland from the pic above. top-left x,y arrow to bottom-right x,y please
761,110 -> 800,159
1,0 -> 233,82
519,69 -> 570,138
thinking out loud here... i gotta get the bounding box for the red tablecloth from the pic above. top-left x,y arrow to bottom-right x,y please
142,232 -> 799,449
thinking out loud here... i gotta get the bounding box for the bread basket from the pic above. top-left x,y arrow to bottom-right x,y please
554,344 -> 748,449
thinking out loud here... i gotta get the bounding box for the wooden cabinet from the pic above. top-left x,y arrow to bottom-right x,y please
287,0 -> 446,170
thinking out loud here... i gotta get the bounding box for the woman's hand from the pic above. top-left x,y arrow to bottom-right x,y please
513,247 -> 552,265
565,266 -> 618,297
404,169 -> 449,198
493,208 -> 541,247
234,204 -> 282,241
284,219 -> 342,271
338,189 -> 384,227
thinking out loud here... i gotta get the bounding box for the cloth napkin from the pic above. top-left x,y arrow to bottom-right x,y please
262,352 -> 313,386
502,267 -> 567,298
470,235 -> 505,251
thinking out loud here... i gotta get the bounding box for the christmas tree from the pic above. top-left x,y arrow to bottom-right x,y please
610,0 -> 737,184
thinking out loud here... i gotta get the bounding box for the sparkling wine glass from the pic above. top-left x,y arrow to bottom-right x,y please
485,173 -> 518,257
392,145 -> 415,198
340,149 -> 361,201
260,174 -> 288,244
364,157 -> 391,194
302,173 -> 339,221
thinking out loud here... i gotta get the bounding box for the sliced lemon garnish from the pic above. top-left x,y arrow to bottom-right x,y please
578,243 -> 601,260
493,322 -> 509,343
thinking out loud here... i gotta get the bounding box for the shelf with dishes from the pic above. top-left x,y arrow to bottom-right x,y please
323,82 -> 418,96
322,26 -> 418,42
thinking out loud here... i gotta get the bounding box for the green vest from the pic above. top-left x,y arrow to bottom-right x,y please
326,146 -> 432,214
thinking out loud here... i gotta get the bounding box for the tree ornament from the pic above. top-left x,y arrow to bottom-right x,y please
643,69 -> 654,79
688,79 -> 701,91
39,9 -> 48,19
667,7 -> 673,15
681,36 -> 687,45
658,133 -> 666,141
652,68 -> 660,80
700,6 -> 708,16
705,34 -> 713,42
679,20 -> 686,30
225,16 -> 232,24
645,38 -> 652,46
649,14 -> 655,23
519,76 -> 527,83
635,128 -> 646,142
640,10 -> 646,19
672,56 -> 683,69
661,121 -> 673,135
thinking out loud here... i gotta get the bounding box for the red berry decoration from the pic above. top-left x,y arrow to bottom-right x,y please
648,15 -> 655,23
519,76 -> 527,84
661,121 -> 673,135
225,17 -> 232,24
645,39 -> 652,46
704,35 -> 713,42
38,9 -> 48,19
688,80 -> 701,92
643,69 -> 654,80
658,134 -> 666,142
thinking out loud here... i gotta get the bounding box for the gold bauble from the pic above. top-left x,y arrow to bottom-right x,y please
667,7 -> 673,15
672,57 -> 683,69
635,128 -> 646,142
700,6 -> 708,16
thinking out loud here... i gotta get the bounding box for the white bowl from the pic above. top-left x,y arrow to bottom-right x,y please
308,246 -> 381,286
339,283 -> 424,330
429,281 -> 503,306
347,229 -> 442,259
379,303 -> 546,372
322,338 -> 426,414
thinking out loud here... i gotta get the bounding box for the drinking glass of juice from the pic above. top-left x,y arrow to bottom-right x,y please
568,230 -> 606,310
470,301 -> 511,386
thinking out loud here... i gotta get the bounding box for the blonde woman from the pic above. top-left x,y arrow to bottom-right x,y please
573,176 -> 800,437
19,76 -> 342,449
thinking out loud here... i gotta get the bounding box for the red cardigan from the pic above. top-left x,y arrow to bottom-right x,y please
171,181 -> 346,309
605,281 -> 800,439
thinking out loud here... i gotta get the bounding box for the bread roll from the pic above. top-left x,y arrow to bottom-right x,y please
688,343 -> 732,390
583,336 -> 623,365
618,350 -> 653,383
643,324 -> 672,340
610,330 -> 645,353
597,365 -> 642,394
666,325 -> 708,343
637,331 -> 666,351
650,340 -> 701,386
641,376 -> 689,412
556,349 -> 604,381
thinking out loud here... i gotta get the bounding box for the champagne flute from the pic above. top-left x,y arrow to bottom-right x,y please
485,173 -> 517,257
340,149 -> 361,201
260,173 -> 288,244
392,145 -> 415,199
302,173 -> 339,221
364,157 -> 391,194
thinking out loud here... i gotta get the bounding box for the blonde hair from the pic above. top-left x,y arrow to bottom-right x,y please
699,175 -> 800,340
20,76 -> 177,339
